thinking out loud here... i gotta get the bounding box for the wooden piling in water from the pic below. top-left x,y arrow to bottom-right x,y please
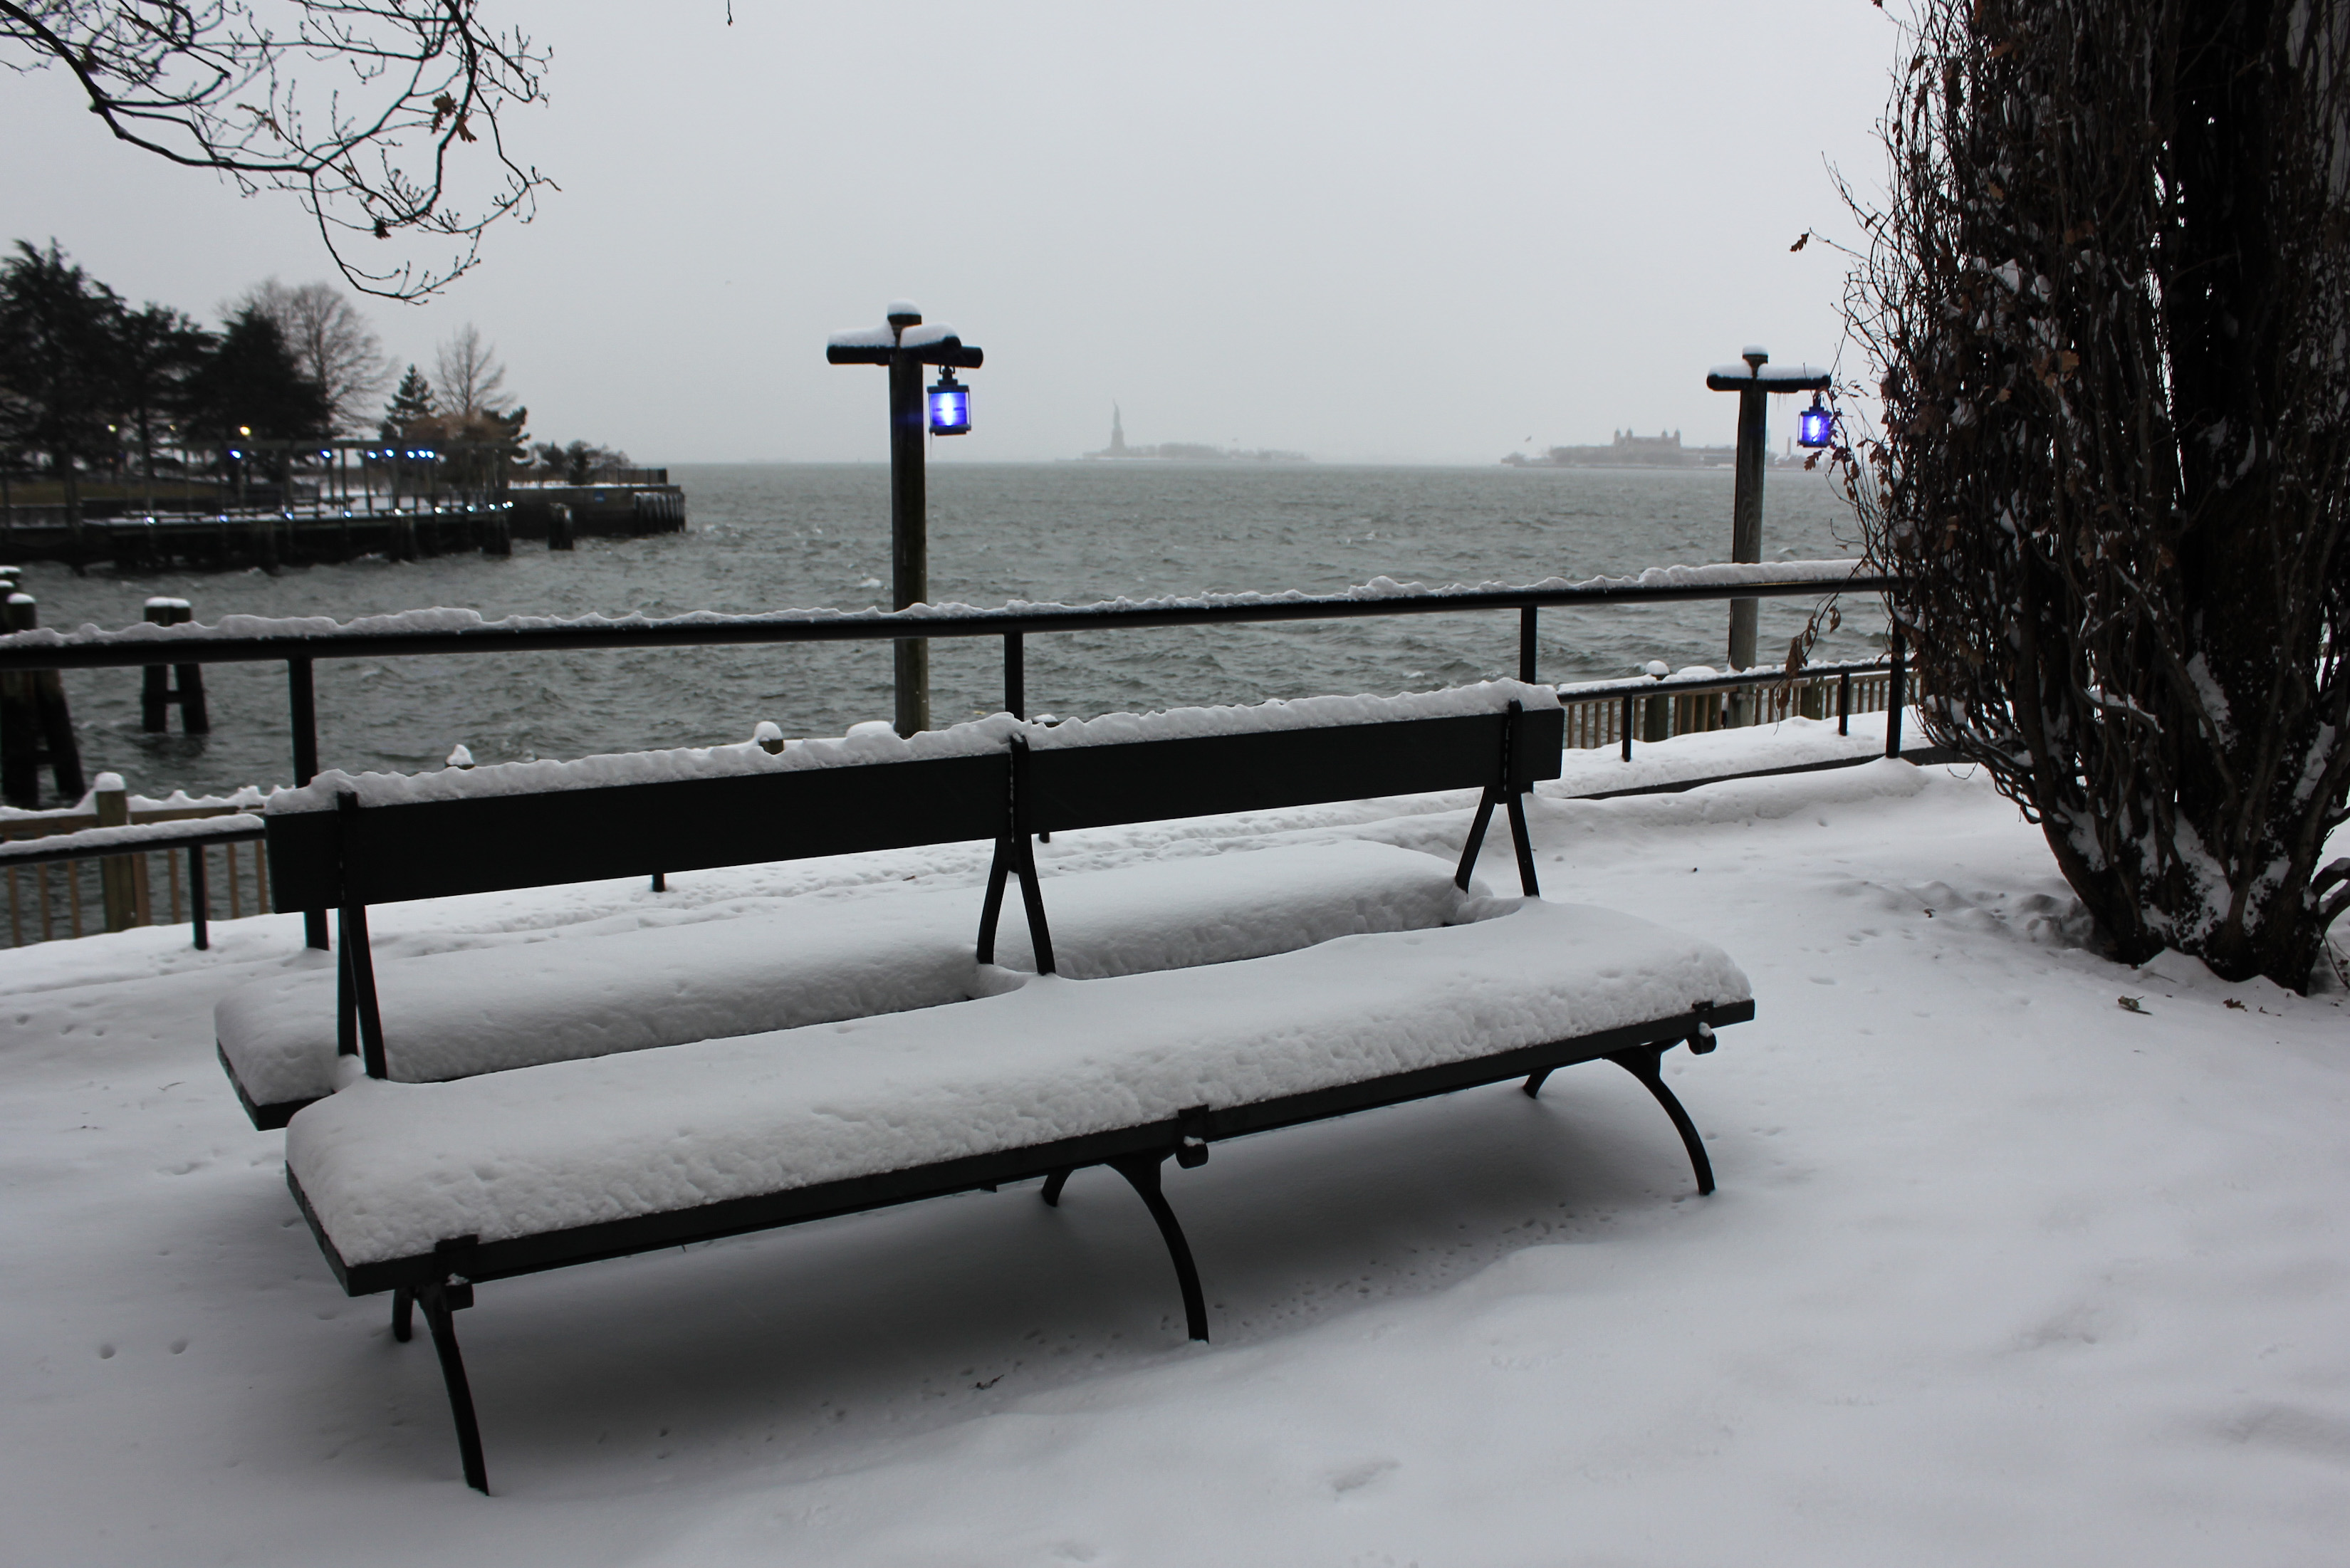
0,593 -> 85,806
140,598 -> 209,733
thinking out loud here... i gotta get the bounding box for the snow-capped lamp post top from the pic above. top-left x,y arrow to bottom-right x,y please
1705,347 -> 1834,679
825,302 -> 988,739
1701,345 -> 1833,394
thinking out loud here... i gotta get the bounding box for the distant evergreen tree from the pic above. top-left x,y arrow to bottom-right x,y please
183,308 -> 330,443
111,302 -> 212,495
0,240 -> 123,526
377,360 -> 522,497
380,364 -> 436,440
181,307 -> 332,486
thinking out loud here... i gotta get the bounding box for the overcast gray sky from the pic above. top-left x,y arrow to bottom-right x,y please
3,3 -> 1904,465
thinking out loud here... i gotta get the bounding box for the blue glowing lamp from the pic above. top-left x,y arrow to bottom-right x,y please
927,370 -> 971,436
1797,394 -> 1834,449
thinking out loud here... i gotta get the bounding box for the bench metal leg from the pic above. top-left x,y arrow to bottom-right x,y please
417,1282 -> 489,1494
1521,1067 -> 1554,1099
975,837 -> 1013,965
391,1285 -> 414,1342
1040,1167 -> 1072,1207
1453,786 -> 1499,892
1605,1045 -> 1716,1196
1505,790 -> 1541,897
1107,1154 -> 1210,1343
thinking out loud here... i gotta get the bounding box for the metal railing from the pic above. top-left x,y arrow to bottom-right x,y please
0,560 -> 1893,775
0,561 -> 1898,948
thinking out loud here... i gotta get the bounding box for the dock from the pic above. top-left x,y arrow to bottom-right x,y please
0,483 -> 687,571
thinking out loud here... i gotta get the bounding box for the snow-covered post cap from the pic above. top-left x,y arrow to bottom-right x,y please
1645,659 -> 1671,678
92,771 -> 126,794
753,721 -> 784,756
1705,347 -> 1832,392
446,744 -> 475,770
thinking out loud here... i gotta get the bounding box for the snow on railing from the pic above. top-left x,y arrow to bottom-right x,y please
0,560 -> 1886,667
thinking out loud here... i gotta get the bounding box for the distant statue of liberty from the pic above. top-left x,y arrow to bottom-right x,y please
1109,404 -> 1127,456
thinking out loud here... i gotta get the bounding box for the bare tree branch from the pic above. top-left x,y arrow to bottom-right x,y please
0,1 -> 553,299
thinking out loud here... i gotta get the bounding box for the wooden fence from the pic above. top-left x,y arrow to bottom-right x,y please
1558,668 -> 1897,750
2,803 -> 268,948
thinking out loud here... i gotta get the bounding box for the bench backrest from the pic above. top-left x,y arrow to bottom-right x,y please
268,706 -> 1565,911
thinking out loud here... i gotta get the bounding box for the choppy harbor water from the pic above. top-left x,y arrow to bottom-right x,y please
7,462 -> 1878,801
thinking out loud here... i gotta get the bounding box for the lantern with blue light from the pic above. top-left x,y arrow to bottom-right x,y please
927,369 -> 971,436
1797,393 -> 1834,449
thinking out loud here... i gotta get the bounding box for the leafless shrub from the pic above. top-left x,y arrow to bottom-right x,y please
1837,0 -> 2350,988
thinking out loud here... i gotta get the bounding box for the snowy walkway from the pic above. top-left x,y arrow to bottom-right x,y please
2,713 -> 2344,1566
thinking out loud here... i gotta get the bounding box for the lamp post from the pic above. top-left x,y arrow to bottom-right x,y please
1704,348 -> 1831,676
827,301 -> 986,736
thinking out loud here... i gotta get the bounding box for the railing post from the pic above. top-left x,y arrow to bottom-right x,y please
1518,605 -> 1537,684
1003,631 -> 1025,718
94,773 -> 136,933
287,657 -> 328,948
889,342 -> 929,738
1886,627 -> 1906,758
189,842 -> 209,951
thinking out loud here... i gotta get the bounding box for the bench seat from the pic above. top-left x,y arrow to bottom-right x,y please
219,841 -> 1470,1125
286,896 -> 1750,1282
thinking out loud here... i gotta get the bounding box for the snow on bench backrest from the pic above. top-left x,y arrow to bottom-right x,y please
263,681 -> 1564,909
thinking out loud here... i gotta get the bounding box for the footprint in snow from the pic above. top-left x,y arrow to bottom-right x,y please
1329,1457 -> 1399,1495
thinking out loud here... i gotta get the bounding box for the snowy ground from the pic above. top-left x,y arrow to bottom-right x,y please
3,713 -> 2344,1567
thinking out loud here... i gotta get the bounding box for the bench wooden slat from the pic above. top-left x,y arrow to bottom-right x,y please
266,709 -> 1567,911
1028,709 -> 1563,832
268,751 -> 1009,909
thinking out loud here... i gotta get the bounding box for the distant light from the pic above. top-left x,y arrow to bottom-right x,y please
228,449 -> 243,459
238,425 -> 251,437
1797,394 -> 1834,449
927,371 -> 971,436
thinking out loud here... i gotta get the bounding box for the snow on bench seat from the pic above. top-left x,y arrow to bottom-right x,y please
287,897 -> 1750,1270
219,842 -> 1470,1114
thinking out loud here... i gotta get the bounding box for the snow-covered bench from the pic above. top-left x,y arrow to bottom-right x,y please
216,840 -> 1470,1127
262,684 -> 1755,1492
